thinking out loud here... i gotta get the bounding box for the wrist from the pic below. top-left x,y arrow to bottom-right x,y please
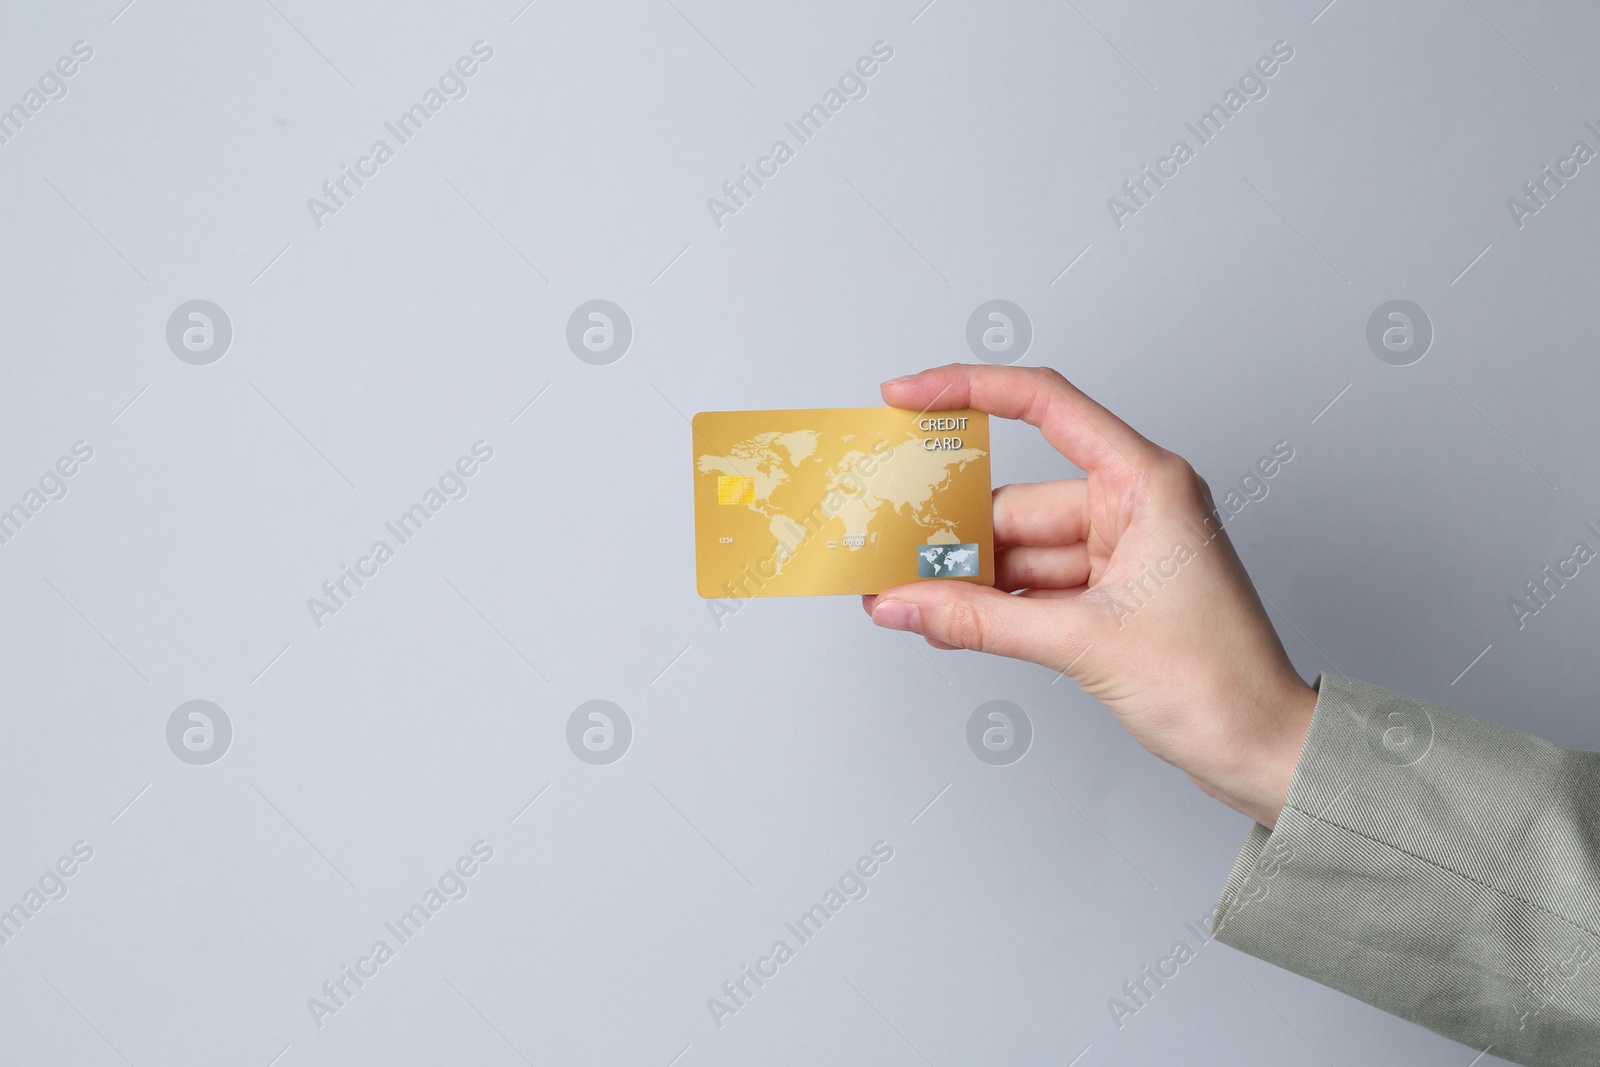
1193,677 -> 1318,830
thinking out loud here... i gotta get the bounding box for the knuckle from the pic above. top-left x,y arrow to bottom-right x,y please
1027,366 -> 1074,404
1148,450 -> 1197,490
999,551 -> 1029,590
991,482 -> 1022,529
937,599 -> 988,651
1144,451 -> 1218,514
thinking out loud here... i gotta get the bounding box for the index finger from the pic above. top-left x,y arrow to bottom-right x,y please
881,363 -> 1162,475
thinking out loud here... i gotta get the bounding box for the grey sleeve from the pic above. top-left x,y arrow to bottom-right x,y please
1209,672 -> 1600,1067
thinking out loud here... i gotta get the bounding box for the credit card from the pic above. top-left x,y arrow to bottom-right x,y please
692,407 -> 994,598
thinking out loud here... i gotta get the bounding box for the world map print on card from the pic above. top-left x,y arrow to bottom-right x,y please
692,407 -> 993,598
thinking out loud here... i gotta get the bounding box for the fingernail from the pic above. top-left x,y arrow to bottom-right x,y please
882,374 -> 913,385
872,600 -> 920,633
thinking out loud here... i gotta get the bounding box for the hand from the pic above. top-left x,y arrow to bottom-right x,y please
863,364 -> 1317,829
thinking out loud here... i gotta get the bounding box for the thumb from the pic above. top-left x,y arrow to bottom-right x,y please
868,581 -> 1084,667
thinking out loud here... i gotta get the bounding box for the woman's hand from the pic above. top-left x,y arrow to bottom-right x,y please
863,363 -> 1317,829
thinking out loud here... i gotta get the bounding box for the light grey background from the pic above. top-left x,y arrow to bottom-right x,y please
2,0 -> 1597,1063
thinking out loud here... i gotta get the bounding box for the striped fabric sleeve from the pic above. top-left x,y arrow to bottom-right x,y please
1209,672 -> 1600,1067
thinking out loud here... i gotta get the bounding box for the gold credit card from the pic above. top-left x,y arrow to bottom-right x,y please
692,407 -> 994,598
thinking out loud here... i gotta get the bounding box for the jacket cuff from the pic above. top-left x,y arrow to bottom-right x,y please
1208,672 -> 1600,1066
